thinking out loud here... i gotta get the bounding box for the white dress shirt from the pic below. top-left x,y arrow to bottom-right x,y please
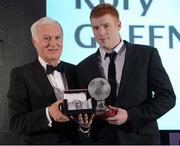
38,56 -> 66,127
99,40 -> 126,95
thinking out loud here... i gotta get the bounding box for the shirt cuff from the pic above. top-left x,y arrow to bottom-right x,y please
46,107 -> 52,127
79,126 -> 91,137
79,127 -> 90,133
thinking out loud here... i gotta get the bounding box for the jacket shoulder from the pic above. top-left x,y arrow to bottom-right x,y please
125,40 -> 156,52
10,61 -> 36,73
77,53 -> 96,67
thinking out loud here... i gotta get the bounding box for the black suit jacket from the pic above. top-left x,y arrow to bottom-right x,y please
77,41 -> 176,144
7,59 -> 80,144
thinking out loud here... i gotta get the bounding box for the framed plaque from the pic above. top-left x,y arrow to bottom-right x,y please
62,89 -> 96,115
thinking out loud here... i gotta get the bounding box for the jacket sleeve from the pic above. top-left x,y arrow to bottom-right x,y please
7,67 -> 50,135
127,48 -> 176,130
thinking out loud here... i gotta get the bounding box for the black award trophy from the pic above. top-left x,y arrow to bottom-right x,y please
88,78 -> 117,118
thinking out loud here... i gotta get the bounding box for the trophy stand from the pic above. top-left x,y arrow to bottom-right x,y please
96,100 -> 106,111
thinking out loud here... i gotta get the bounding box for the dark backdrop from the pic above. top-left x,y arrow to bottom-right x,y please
0,0 -> 45,144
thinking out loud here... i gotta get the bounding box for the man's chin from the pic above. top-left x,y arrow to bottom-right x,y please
100,44 -> 110,50
48,57 -> 60,62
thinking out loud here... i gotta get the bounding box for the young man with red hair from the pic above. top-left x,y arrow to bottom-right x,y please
77,3 -> 176,144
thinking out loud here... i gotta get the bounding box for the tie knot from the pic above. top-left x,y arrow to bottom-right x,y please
46,63 -> 64,74
105,51 -> 117,61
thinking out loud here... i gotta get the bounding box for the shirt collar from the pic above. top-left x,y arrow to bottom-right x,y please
38,56 -> 60,71
99,40 -> 125,60
38,56 -> 48,71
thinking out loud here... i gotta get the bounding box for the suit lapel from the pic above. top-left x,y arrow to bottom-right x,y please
60,61 -> 76,89
117,41 -> 137,97
32,60 -> 56,101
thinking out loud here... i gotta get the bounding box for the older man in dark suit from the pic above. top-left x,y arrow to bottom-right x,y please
77,3 -> 176,144
7,17 -> 91,144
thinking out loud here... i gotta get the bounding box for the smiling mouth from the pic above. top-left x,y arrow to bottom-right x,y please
48,48 -> 58,51
47,49 -> 59,54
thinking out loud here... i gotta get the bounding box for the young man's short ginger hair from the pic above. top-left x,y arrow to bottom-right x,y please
90,3 -> 119,20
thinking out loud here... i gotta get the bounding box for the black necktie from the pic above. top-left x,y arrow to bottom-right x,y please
46,63 -> 64,74
105,51 -> 117,106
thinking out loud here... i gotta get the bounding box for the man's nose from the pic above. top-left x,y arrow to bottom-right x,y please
49,38 -> 57,46
98,27 -> 106,36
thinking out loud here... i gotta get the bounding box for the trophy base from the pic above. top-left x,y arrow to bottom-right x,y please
95,109 -> 117,118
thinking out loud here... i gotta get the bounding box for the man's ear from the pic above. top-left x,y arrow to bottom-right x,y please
118,20 -> 121,28
117,20 -> 121,31
32,38 -> 36,46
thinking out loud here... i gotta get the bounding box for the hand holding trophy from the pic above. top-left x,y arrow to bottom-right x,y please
88,78 -> 117,118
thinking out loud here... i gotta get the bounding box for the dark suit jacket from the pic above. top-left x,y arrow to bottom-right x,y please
7,59 -> 80,144
77,40 -> 176,144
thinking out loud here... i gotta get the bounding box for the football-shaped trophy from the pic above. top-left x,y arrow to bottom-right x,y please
88,78 -> 117,118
